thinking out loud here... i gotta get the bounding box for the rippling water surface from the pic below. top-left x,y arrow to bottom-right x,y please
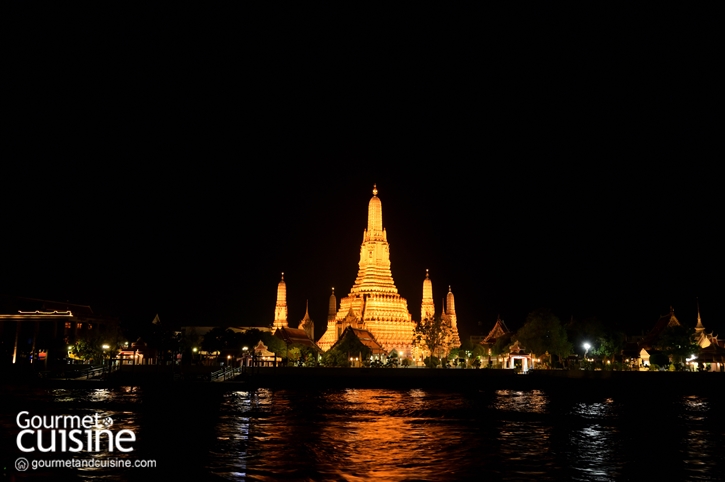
1,385 -> 723,481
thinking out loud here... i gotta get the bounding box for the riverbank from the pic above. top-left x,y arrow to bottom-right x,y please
3,367 -> 723,394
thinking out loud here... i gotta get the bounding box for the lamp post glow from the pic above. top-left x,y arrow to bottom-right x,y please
102,344 -> 110,373
583,343 -> 591,360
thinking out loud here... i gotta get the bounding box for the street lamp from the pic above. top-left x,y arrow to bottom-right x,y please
102,344 -> 110,372
583,343 -> 591,360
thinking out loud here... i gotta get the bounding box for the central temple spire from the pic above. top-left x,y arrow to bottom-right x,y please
365,183 -> 385,242
352,185 -> 395,293
273,272 -> 288,330
421,269 -> 435,321
317,185 -> 414,354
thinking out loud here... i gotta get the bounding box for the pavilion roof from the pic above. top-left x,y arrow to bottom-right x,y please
274,326 -> 321,352
330,326 -> 386,355
697,343 -> 725,363
482,317 -> 511,345
641,307 -> 681,348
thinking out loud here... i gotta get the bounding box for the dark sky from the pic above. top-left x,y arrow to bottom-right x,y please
4,4 -> 722,341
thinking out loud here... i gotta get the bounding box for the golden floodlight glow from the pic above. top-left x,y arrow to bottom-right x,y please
272,272 -> 288,330
318,185 -> 416,353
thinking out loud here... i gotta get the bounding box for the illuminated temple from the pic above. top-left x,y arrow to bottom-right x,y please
420,269 -> 462,352
317,185 -> 416,357
272,273 -> 288,330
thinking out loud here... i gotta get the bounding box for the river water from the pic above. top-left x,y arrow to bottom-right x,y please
1,385 -> 723,481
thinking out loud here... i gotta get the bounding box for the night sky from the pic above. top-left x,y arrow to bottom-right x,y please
4,5 -> 722,342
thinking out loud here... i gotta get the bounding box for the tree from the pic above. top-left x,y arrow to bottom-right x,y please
491,333 -> 513,356
288,347 -> 302,366
260,332 -> 287,360
140,318 -> 180,363
423,356 -> 440,368
468,343 -> 485,365
385,351 -> 399,368
413,315 -> 452,367
459,338 -> 475,353
321,350 -> 347,367
201,327 -> 231,355
656,325 -> 700,366
70,321 -> 127,365
322,330 -> 372,367
566,316 -> 606,357
595,329 -> 627,366
515,308 -> 571,363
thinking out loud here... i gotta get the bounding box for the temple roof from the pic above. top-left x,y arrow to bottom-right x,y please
330,326 -> 386,355
641,306 -> 681,348
253,340 -> 276,357
274,326 -> 320,352
0,295 -> 96,317
697,343 -> 725,363
482,317 -> 511,345
0,295 -> 114,323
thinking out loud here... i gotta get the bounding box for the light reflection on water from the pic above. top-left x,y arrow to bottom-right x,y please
1,385 -> 724,481
493,389 -> 548,413
679,395 -> 719,479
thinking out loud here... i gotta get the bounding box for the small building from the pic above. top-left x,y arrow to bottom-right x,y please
639,347 -> 667,370
0,295 -> 118,365
690,343 -> 725,372
251,340 -> 281,367
503,340 -> 533,372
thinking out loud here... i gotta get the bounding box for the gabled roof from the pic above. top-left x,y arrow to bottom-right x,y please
482,316 -> 511,345
253,340 -> 276,357
641,306 -> 681,348
0,295 -> 96,317
329,326 -> 386,355
640,347 -> 663,357
696,343 -> 725,363
274,327 -> 321,352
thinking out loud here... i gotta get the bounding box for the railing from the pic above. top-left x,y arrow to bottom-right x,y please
210,366 -> 243,382
64,362 -> 120,380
